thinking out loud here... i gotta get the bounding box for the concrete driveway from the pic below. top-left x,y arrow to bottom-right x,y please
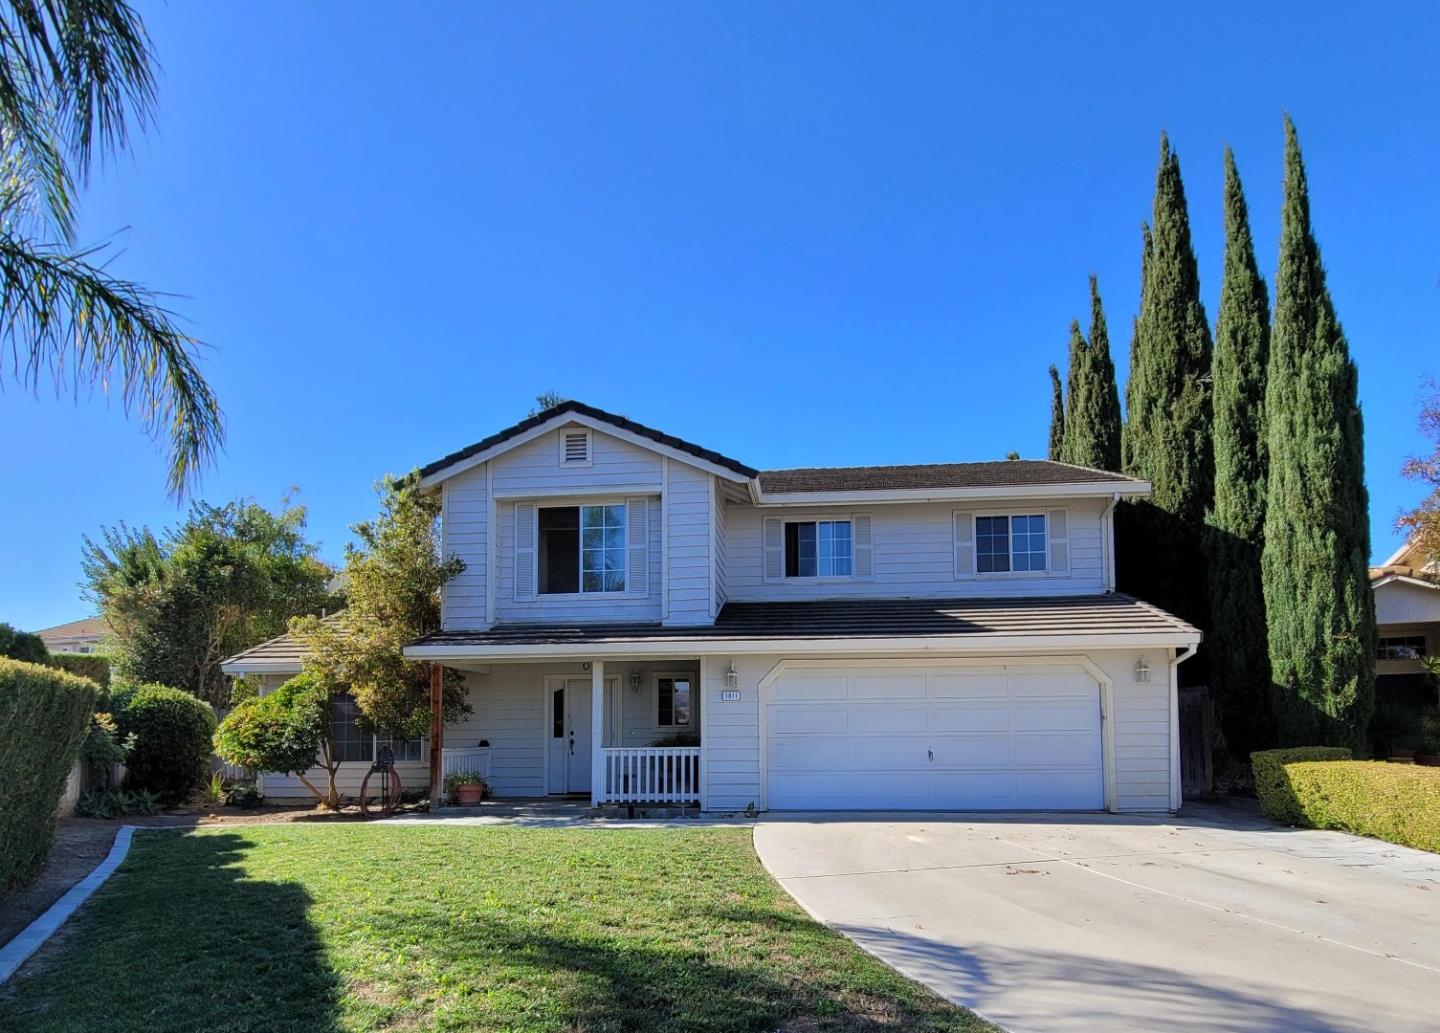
754,804 -> 1440,1033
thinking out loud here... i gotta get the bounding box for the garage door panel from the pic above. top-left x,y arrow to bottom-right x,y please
849,674 -> 927,700
927,703 -> 1012,732
927,671 -> 1007,698
765,662 -> 1106,811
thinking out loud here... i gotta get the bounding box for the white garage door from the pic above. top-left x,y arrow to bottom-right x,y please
764,662 -> 1104,810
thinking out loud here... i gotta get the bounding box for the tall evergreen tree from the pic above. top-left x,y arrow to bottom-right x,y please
1047,365 -> 1065,461
1061,320 -> 1088,463
1121,224 -> 1152,474
1206,147 -> 1273,757
1085,276 -> 1123,471
1261,117 -> 1375,750
1117,135 -> 1214,641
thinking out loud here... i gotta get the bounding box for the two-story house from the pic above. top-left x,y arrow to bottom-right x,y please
223,401 -> 1200,813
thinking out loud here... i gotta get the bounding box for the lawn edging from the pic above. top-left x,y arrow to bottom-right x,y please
0,825 -> 136,985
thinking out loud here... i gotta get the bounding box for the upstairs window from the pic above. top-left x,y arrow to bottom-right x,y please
784,520 -> 853,577
976,514 -> 1047,573
1377,635 -> 1427,661
538,504 -> 626,594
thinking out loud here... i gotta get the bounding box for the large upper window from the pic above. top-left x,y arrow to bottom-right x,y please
975,514 -> 1047,573
328,693 -> 422,763
539,504 -> 626,594
785,520 -> 853,577
1377,635 -> 1427,661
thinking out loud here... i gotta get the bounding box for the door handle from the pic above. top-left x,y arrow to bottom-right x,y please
928,748 -> 934,763
568,733 -> 575,756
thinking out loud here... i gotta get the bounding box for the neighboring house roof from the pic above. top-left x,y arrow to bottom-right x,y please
418,400 -> 760,483
757,460 -> 1141,494
416,399 -> 1144,498
219,613 -> 344,675
35,616 -> 108,643
406,594 -> 1198,654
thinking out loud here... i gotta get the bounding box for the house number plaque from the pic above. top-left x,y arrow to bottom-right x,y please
720,690 -> 741,702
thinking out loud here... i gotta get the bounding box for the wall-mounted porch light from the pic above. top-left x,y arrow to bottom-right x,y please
1134,656 -> 1150,683
630,667 -> 642,692
725,663 -> 740,690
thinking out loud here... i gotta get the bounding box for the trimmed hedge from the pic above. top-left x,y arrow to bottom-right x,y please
1250,747 -> 1351,825
116,685 -> 217,805
47,652 -> 112,691
1265,760 -> 1440,854
0,658 -> 98,892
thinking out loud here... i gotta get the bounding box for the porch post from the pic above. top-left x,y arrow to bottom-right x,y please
428,664 -> 444,810
590,660 -> 605,806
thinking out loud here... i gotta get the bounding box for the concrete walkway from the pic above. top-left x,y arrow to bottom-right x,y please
754,804 -> 1440,1033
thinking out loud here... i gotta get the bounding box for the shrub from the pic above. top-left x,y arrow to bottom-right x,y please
214,673 -> 335,806
1270,760 -> 1440,853
47,652 -> 112,690
1250,747 -> 1352,825
80,711 -> 133,789
116,685 -> 217,805
0,658 -> 97,891
0,622 -> 50,664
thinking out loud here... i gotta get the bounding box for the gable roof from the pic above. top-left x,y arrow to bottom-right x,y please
418,400 -> 758,484
35,616 -> 108,641
219,613 -> 344,675
757,460 -> 1141,494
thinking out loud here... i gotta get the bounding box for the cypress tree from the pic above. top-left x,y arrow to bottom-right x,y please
1261,117 -> 1375,750
1206,147 -> 1273,757
1121,224 -> 1152,474
1061,320 -> 1089,465
1047,365 -> 1065,461
1117,135 -> 1214,638
1085,276 -> 1123,471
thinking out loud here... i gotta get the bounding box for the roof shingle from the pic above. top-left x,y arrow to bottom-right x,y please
757,460 -> 1140,494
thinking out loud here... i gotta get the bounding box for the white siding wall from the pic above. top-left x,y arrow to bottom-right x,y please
609,662 -> 703,747
665,461 -> 712,624
698,648 -> 1174,814
442,462 -> 489,630
713,496 -> 728,615
445,667 -> 557,796
491,425 -> 663,494
724,499 -> 1107,601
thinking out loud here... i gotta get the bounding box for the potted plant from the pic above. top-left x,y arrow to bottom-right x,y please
444,771 -> 487,805
1416,707 -> 1440,767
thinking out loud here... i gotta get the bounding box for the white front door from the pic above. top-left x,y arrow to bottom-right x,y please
565,678 -> 593,793
764,662 -> 1104,811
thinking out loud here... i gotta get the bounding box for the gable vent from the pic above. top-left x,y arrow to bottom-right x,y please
561,430 -> 591,465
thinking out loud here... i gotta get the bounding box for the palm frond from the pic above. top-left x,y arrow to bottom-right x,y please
0,226 -> 222,496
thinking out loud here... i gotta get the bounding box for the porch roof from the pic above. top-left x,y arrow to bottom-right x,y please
405,594 -> 1200,658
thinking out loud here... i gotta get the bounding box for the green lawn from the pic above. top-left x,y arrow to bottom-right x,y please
0,825 -> 996,1032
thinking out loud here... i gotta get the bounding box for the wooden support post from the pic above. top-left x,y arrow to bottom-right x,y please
429,664 -> 444,810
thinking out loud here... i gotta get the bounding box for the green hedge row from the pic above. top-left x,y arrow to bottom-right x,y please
0,658 -> 98,892
1250,747 -> 1352,825
47,652 -> 112,691
1252,748 -> 1440,853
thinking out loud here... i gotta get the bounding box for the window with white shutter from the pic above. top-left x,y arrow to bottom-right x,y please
1047,508 -> 1070,574
763,517 -> 783,581
514,503 -> 536,599
852,514 -> 873,578
953,510 -> 975,580
626,497 -> 648,596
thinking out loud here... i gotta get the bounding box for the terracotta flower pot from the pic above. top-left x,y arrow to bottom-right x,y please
454,782 -> 483,805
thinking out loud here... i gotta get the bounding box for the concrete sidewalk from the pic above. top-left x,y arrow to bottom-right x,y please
755,804 -> 1440,1033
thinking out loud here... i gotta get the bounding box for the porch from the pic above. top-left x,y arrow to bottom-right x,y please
431,657 -> 704,807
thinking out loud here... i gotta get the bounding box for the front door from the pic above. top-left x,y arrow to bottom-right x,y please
565,678 -> 593,793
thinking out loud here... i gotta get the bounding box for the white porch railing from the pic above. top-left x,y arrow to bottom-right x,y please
600,747 -> 701,804
442,746 -> 493,782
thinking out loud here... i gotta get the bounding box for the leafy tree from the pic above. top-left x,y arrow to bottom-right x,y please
1206,147 -> 1273,757
1261,116 -> 1374,750
82,499 -> 336,706
1047,365 -> 1065,461
528,391 -> 568,417
214,672 -> 338,808
1398,385 -> 1440,570
293,475 -> 468,744
0,0 -> 220,495
0,621 -> 49,663
1118,135 -> 1214,646
1060,278 -> 1123,471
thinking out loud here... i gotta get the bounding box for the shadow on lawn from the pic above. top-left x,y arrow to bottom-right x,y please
1,831 -> 342,1033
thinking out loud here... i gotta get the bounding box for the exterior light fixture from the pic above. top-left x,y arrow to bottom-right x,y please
725,663 -> 740,690
630,667 -> 642,692
1134,657 -> 1150,683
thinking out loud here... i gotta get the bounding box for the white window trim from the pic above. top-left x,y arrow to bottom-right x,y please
781,517 -> 857,581
533,497 -> 631,598
972,509 -> 1050,579
558,428 -> 593,468
654,671 -> 695,728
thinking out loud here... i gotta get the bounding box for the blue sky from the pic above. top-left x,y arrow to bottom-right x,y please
4,2 -> 1437,629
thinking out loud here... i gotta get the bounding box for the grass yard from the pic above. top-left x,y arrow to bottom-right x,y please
0,825 -> 996,1033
